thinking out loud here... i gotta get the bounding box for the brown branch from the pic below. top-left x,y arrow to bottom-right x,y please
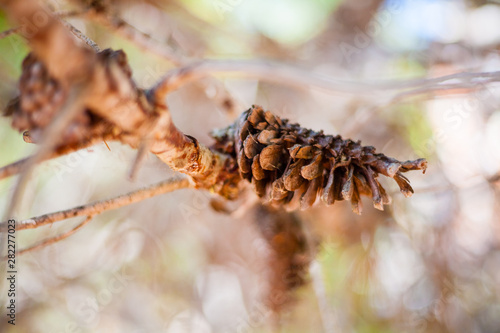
0,26 -> 19,39
85,8 -> 240,115
0,176 -> 191,232
2,0 -> 449,206
0,1 -> 95,82
12,215 -> 94,258
0,9 -> 87,40
61,20 -> 101,52
0,157 -> 30,181
1,0 -> 238,199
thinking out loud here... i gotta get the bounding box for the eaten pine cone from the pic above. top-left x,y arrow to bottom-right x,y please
212,106 -> 427,214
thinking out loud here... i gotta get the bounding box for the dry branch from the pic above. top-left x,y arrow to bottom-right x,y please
14,215 -> 94,257
0,176 -> 191,232
1,0 -> 240,199
86,9 -> 183,65
0,0 -> 429,213
0,0 -> 447,216
0,26 -> 19,39
61,20 -> 101,52
153,59 -> 500,97
0,134 -> 115,181
85,5 -> 239,115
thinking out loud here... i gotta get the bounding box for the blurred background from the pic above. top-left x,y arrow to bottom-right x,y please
1,0 -> 500,332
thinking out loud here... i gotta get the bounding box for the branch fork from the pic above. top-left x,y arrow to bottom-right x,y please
0,0 -> 425,210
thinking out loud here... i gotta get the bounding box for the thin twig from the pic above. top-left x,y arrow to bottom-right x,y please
4,86 -> 87,222
406,172 -> 500,195
0,176 -> 191,232
153,59 -> 500,99
87,11 -> 183,65
128,138 -> 152,180
0,135 -> 115,182
0,10 -> 85,40
61,21 -> 101,52
13,215 -> 94,258
86,9 -> 239,115
0,26 -> 19,39
53,10 -> 86,18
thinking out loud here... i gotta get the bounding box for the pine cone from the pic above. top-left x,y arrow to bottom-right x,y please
211,105 -> 427,214
4,50 -> 130,145
6,53 -> 68,133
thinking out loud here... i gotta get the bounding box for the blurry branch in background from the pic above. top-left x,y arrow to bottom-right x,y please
410,171 -> 500,195
2,4 -> 500,97
0,176 -> 191,233
85,8 -> 183,66
0,9 -> 88,40
0,134 -> 115,181
0,26 -> 18,39
154,59 -> 500,97
14,215 -> 94,257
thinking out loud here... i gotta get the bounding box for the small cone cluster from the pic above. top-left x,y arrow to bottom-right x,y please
4,51 -> 127,144
6,54 -> 68,131
212,106 -> 427,213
